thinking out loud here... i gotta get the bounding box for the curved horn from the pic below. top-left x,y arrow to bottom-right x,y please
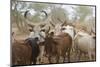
46,26 -> 50,34
40,10 -> 48,20
24,10 -> 29,18
27,23 -> 34,29
61,20 -> 67,26
57,18 -> 67,26
57,18 -> 63,23
50,21 -> 55,27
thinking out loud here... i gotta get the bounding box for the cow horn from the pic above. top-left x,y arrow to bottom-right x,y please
40,10 -> 48,20
57,18 -> 63,23
46,26 -> 50,35
24,10 -> 29,18
50,21 -> 55,27
61,20 -> 67,26
57,18 -> 67,26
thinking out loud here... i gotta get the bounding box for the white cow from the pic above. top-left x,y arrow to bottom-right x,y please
62,25 -> 75,39
74,31 -> 96,61
54,24 -> 62,36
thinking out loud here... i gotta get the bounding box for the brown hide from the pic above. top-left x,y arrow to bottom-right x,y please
44,32 -> 72,63
12,41 -> 32,65
54,33 -> 72,56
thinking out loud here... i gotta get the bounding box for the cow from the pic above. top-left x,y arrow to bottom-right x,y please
61,25 -> 76,53
41,20 -> 74,63
12,37 -> 40,66
43,31 -> 72,63
12,10 -> 51,65
74,30 -> 96,61
12,40 -> 32,66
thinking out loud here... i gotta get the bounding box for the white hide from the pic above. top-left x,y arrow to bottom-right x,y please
74,31 -> 95,60
39,31 -> 46,42
28,31 -> 46,43
28,31 -> 35,38
28,31 -> 40,38
54,24 -> 62,35
62,25 -> 74,39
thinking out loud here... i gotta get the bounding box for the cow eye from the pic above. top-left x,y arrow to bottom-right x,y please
61,28 -> 66,30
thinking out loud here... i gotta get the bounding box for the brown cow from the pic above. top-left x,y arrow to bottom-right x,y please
12,41 -> 32,66
44,32 -> 72,63
12,37 -> 40,66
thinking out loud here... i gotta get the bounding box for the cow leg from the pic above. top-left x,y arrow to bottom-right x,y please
36,56 -> 42,64
92,52 -> 95,60
78,50 -> 82,61
28,60 -> 32,64
62,50 -> 67,63
56,55 -> 60,63
75,43 -> 80,61
33,58 -> 37,64
67,48 -> 71,63
88,51 -> 92,61
48,56 -> 52,63
39,45 -> 45,64
63,54 -> 67,63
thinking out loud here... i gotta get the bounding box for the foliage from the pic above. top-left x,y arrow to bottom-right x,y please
28,3 -> 48,11
73,6 -> 93,22
50,6 -> 68,24
11,1 -> 95,33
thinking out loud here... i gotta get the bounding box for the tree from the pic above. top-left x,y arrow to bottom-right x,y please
50,5 -> 69,24
28,3 -> 48,11
11,0 -> 29,33
73,6 -> 93,22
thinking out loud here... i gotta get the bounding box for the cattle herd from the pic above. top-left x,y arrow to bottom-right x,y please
11,11 -> 96,66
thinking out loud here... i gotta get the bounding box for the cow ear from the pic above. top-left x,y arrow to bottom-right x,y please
40,24 -> 46,28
